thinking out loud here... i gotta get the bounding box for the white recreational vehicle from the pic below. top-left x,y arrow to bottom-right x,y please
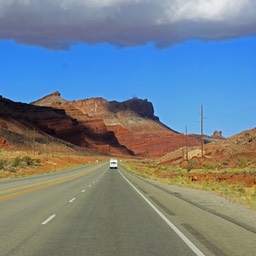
109,158 -> 118,169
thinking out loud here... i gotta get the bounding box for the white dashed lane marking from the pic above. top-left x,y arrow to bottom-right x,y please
41,174 -> 105,226
42,214 -> 56,225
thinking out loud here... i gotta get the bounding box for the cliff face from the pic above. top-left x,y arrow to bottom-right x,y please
0,96 -> 133,155
109,98 -> 159,121
32,92 -> 200,157
0,92 -> 200,157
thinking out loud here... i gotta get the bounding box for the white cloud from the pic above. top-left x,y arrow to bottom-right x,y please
0,0 -> 255,49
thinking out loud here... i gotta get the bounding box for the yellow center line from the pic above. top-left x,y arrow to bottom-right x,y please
0,170 -> 87,195
0,164 -> 103,201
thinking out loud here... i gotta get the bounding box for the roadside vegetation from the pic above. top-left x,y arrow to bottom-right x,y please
0,156 -> 40,172
122,161 -> 256,209
0,150 -> 106,179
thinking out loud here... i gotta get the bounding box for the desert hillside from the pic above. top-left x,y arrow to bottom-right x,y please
0,94 -> 131,156
159,127 -> 256,169
32,91 -> 201,156
1,92 -> 201,157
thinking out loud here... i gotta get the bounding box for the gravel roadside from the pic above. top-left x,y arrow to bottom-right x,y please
143,177 -> 256,232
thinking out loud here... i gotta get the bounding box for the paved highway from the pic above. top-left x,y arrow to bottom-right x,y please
0,163 -> 255,255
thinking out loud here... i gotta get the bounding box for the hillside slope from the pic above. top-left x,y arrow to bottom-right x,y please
33,92 -> 200,156
0,95 -> 132,155
159,127 -> 256,168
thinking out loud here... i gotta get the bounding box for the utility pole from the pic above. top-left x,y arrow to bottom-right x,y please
181,131 -> 185,160
201,105 -> 204,157
185,126 -> 188,162
182,142 -> 184,160
185,126 -> 189,161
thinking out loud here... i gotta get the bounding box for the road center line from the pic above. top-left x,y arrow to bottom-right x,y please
119,170 -> 205,256
42,214 -> 56,225
0,164 -> 105,202
69,198 -> 76,203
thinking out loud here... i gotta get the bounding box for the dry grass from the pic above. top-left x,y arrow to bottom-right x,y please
122,161 -> 256,209
0,149 -> 107,179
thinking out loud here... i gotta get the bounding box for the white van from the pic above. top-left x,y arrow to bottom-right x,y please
109,158 -> 118,169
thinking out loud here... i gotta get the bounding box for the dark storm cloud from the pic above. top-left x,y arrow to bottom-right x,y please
0,0 -> 255,49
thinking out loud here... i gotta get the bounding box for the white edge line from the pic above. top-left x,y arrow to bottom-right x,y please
42,214 -> 56,225
69,198 -> 76,203
118,170 -> 205,256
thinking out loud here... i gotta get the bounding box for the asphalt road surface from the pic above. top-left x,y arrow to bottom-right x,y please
0,163 -> 255,256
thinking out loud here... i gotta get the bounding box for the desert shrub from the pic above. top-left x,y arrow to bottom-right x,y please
12,156 -> 41,168
22,156 -> 34,166
252,189 -> 256,199
222,158 -> 230,166
142,160 -> 150,165
7,166 -> 17,172
236,158 -> 247,168
0,159 -> 7,170
236,185 -> 246,195
187,160 -> 195,173
203,162 -> 215,170
248,169 -> 256,175
12,157 -> 22,167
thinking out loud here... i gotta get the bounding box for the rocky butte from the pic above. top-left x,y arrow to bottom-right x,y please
0,94 -> 131,155
31,91 -> 201,157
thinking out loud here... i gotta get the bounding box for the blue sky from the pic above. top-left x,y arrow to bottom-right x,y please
0,1 -> 255,137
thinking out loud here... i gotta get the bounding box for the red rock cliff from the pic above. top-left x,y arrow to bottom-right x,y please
33,92 -> 200,157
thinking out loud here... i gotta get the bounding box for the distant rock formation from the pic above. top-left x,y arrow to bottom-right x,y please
158,127 -> 256,168
0,95 -> 133,155
31,91 -> 67,106
109,98 -> 159,121
32,92 -> 200,157
1,92 -> 201,157
212,130 -> 225,139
